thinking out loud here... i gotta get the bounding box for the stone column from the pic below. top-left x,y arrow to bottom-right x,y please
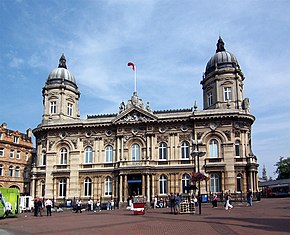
119,175 -> 123,202
142,174 -> 145,195
151,174 -> 155,198
147,174 -> 150,202
124,174 -> 128,200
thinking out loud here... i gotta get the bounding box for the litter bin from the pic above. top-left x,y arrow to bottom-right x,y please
201,194 -> 208,203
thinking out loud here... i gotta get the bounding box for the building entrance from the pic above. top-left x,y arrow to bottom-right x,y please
127,174 -> 142,196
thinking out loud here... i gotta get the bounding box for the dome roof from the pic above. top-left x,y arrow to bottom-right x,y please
205,37 -> 239,76
46,54 -> 77,88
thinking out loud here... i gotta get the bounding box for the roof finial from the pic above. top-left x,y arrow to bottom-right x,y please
216,36 -> 225,53
58,53 -> 67,69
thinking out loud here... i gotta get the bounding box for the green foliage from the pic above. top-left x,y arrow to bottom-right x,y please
274,157 -> 290,179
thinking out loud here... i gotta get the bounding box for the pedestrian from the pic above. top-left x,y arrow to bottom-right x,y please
247,189 -> 253,206
169,193 -> 175,213
212,193 -> 218,208
76,199 -> 82,213
94,200 -> 101,212
106,200 -> 111,210
154,195 -> 158,209
174,193 -> 181,214
88,198 -> 93,211
33,198 -> 38,216
37,199 -> 43,216
111,199 -> 114,210
45,198 -> 52,216
225,192 -> 233,210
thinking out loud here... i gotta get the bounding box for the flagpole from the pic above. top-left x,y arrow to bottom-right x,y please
134,65 -> 137,94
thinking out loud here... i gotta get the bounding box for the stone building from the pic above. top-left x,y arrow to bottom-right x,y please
0,123 -> 33,195
32,38 -> 258,206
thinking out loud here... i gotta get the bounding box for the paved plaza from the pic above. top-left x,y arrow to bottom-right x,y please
0,197 -> 289,235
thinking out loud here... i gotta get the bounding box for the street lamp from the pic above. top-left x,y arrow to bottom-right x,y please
191,141 -> 206,215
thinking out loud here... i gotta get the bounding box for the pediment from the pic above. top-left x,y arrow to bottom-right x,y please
113,106 -> 157,124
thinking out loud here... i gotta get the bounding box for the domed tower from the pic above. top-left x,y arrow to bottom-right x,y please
201,37 -> 245,110
42,54 -> 80,122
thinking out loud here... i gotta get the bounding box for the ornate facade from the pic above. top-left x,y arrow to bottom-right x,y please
0,123 -> 33,194
32,38 -> 258,206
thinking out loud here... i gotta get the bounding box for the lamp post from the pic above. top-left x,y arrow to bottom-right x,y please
191,140 -> 206,215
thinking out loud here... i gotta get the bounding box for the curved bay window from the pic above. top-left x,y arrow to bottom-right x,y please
84,147 -> 93,164
159,175 -> 168,194
15,166 -> 20,177
84,177 -> 92,196
41,180 -> 45,197
182,174 -> 190,193
159,142 -> 167,160
181,141 -> 190,159
104,177 -> 112,196
235,140 -> 241,157
59,179 -> 67,197
60,148 -> 68,165
9,166 -> 13,177
131,144 -> 140,161
209,139 -> 219,158
210,173 -> 220,193
236,174 -> 242,192
105,145 -> 113,163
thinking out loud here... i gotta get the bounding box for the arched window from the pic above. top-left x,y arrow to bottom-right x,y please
0,164 -> 3,176
60,148 -> 68,165
181,141 -> 190,159
15,166 -> 20,177
42,151 -> 46,166
106,145 -> 113,163
235,140 -> 241,157
104,177 -> 112,196
9,166 -> 13,177
24,167 -> 28,179
159,175 -> 168,194
159,142 -> 167,160
237,174 -> 242,192
59,179 -> 67,197
84,147 -> 93,164
209,139 -> 219,158
131,144 -> 140,161
210,173 -> 220,193
84,177 -> 92,196
41,180 -> 45,197
182,174 -> 190,193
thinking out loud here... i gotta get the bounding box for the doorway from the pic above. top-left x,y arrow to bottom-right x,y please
127,174 -> 142,196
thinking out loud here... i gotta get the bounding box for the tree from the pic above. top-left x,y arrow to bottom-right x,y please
262,164 -> 268,181
274,157 -> 290,179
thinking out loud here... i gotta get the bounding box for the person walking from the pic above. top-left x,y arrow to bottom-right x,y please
76,199 -> 82,213
37,199 -> 43,216
212,193 -> 218,208
225,192 -> 233,210
169,193 -> 175,213
88,198 -> 93,211
247,189 -> 253,206
45,198 -> 52,216
33,198 -> 39,216
174,193 -> 181,214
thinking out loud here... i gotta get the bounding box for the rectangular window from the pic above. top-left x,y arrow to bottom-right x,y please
50,101 -> 57,114
16,151 -> 21,159
42,153 -> 46,166
207,92 -> 213,106
14,136 -> 19,144
0,148 -> 4,157
224,87 -> 232,101
10,150 -> 14,158
67,103 -> 73,116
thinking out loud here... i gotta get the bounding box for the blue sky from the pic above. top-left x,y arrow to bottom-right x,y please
0,0 -> 289,179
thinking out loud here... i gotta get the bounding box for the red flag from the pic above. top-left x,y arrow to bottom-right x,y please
127,61 -> 135,71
